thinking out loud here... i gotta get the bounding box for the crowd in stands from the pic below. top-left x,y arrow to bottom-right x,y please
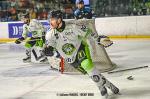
92,0 -> 150,17
0,0 -> 77,21
1,0 -> 150,22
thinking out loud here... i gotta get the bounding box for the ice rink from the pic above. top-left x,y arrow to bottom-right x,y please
0,39 -> 150,99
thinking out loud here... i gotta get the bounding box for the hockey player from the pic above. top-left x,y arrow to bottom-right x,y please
45,10 -> 119,98
74,0 -> 93,19
15,14 -> 47,63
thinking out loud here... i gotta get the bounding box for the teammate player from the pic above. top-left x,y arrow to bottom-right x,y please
45,10 -> 119,98
15,14 -> 47,63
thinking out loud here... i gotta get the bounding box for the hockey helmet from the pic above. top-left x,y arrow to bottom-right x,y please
48,10 -> 63,19
29,19 -> 38,32
21,13 -> 29,19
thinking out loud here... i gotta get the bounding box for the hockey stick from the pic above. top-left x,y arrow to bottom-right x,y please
32,49 -> 44,61
6,39 -> 42,44
108,66 -> 148,74
9,36 -> 45,43
32,49 -> 38,61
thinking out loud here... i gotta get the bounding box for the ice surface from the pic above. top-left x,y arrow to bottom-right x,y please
0,40 -> 150,99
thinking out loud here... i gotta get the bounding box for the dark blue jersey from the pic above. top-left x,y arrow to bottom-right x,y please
74,7 -> 92,19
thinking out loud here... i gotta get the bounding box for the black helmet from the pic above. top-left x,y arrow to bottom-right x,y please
21,13 -> 29,19
48,10 -> 63,19
77,0 -> 84,4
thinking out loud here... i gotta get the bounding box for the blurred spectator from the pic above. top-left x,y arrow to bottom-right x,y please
76,0 -> 89,6
0,11 -> 2,21
18,0 -> 29,8
36,1 -> 44,13
8,6 -> 18,21
9,0 -> 17,7
1,0 -> 150,22
29,8 -> 37,19
1,1 -> 9,10
133,7 -> 138,15
18,11 -> 24,20
62,0 -> 74,19
74,0 -> 92,19
145,1 -> 150,14
37,9 -> 48,20
141,3 -> 147,15
62,0 -> 74,4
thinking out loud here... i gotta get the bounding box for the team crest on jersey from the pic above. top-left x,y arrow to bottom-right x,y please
62,43 -> 76,55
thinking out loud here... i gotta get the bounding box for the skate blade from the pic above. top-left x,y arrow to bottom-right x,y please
116,92 -> 122,95
101,93 -> 109,99
23,60 -> 31,63
106,92 -> 121,99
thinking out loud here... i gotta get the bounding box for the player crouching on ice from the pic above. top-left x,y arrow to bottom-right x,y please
15,14 -> 47,63
45,10 -> 119,98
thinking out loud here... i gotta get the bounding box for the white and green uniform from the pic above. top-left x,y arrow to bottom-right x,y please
22,19 -> 46,62
46,19 -> 119,98
22,19 -> 45,48
22,19 -> 45,39
46,23 -> 94,64
22,23 -> 30,38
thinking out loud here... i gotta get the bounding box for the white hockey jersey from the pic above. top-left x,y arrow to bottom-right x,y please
22,19 -> 45,38
46,19 -> 99,63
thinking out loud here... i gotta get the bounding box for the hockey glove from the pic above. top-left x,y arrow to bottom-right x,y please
44,46 -> 54,56
97,35 -> 113,48
15,37 -> 25,44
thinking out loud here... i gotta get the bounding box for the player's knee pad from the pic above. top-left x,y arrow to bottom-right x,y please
81,59 -> 94,73
91,75 -> 106,86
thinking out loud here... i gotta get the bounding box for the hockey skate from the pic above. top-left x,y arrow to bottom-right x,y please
23,56 -> 31,63
23,49 -> 31,63
40,57 -> 48,63
99,86 -> 109,99
105,80 -> 120,94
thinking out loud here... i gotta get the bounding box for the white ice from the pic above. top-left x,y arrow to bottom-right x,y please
0,39 -> 150,99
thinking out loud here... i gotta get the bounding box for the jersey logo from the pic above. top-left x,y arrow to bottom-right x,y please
62,43 -> 76,55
